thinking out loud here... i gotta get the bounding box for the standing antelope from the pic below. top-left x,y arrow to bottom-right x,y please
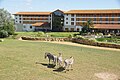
57,53 -> 63,67
63,56 -> 74,70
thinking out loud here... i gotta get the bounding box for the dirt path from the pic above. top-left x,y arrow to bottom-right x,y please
47,41 -> 120,51
19,37 -> 120,52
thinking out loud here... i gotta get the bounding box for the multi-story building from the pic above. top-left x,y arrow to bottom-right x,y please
14,12 -> 51,31
14,10 -> 64,32
14,9 -> 120,33
64,9 -> 120,33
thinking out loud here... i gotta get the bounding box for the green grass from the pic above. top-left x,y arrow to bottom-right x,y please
0,39 -> 120,80
14,32 -> 79,38
96,37 -> 120,44
46,32 -> 78,37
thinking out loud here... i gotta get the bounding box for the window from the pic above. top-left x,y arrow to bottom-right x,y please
65,28 -> 69,31
66,14 -> 68,16
94,15 -> 96,17
71,14 -> 74,17
106,18 -> 108,21
30,26 -> 32,29
112,14 -> 114,17
19,21 -> 21,23
66,18 -> 68,20
76,14 -> 80,17
77,28 -> 79,31
71,18 -> 74,21
66,22 -> 68,24
71,22 -> 74,25
112,18 -> 114,21
119,18 -> 120,21
76,22 -> 80,26
24,26 -> 26,28
106,15 -> 108,17
71,28 -> 74,31
76,18 -> 80,21
19,18 -> 21,20
19,15 -> 21,17
94,18 -> 96,21
82,18 -> 85,21
90,14 -> 93,17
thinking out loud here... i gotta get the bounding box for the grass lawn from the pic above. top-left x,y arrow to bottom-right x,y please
0,39 -> 120,80
96,37 -> 120,44
14,32 -> 79,38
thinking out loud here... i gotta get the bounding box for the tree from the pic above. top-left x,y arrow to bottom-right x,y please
0,8 -> 14,37
82,19 -> 94,33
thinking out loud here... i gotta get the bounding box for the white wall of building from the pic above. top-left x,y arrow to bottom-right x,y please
23,24 -> 35,31
64,14 -> 82,31
14,15 -> 51,32
14,23 -> 23,32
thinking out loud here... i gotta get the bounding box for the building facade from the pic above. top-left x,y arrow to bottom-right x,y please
64,9 -> 120,33
14,12 -> 52,31
14,9 -> 120,33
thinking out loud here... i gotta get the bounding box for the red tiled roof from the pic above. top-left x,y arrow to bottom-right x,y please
32,22 -> 49,27
65,9 -> 120,14
14,12 -> 51,15
93,24 -> 120,29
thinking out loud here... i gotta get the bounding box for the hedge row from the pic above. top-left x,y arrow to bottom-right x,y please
21,36 -> 71,42
72,38 -> 120,49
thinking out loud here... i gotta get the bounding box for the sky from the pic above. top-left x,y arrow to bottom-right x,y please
0,0 -> 120,14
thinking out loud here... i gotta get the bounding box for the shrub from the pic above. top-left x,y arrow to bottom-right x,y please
36,32 -> 44,37
0,39 -> 4,42
0,30 -> 9,38
11,33 -> 18,39
98,33 -> 103,36
68,34 -> 73,38
96,38 -> 106,42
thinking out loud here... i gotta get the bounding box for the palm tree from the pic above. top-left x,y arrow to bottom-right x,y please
82,19 -> 94,33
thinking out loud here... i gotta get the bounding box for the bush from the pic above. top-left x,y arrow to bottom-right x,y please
68,34 -> 73,38
11,33 -> 18,39
36,32 -> 44,37
0,30 -> 9,38
98,33 -> 103,36
77,36 -> 85,40
0,39 -> 4,42
96,38 -> 106,42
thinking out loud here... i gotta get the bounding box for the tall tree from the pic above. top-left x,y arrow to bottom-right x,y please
0,8 -> 14,36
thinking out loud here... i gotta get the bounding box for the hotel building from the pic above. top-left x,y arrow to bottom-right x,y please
64,9 -> 120,33
14,9 -> 120,33
14,12 -> 52,31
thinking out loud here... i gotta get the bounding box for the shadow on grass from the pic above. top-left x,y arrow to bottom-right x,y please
53,67 -> 65,72
36,62 -> 56,68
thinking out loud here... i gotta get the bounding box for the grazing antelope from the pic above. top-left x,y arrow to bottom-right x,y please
63,56 -> 74,71
44,52 -> 57,65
